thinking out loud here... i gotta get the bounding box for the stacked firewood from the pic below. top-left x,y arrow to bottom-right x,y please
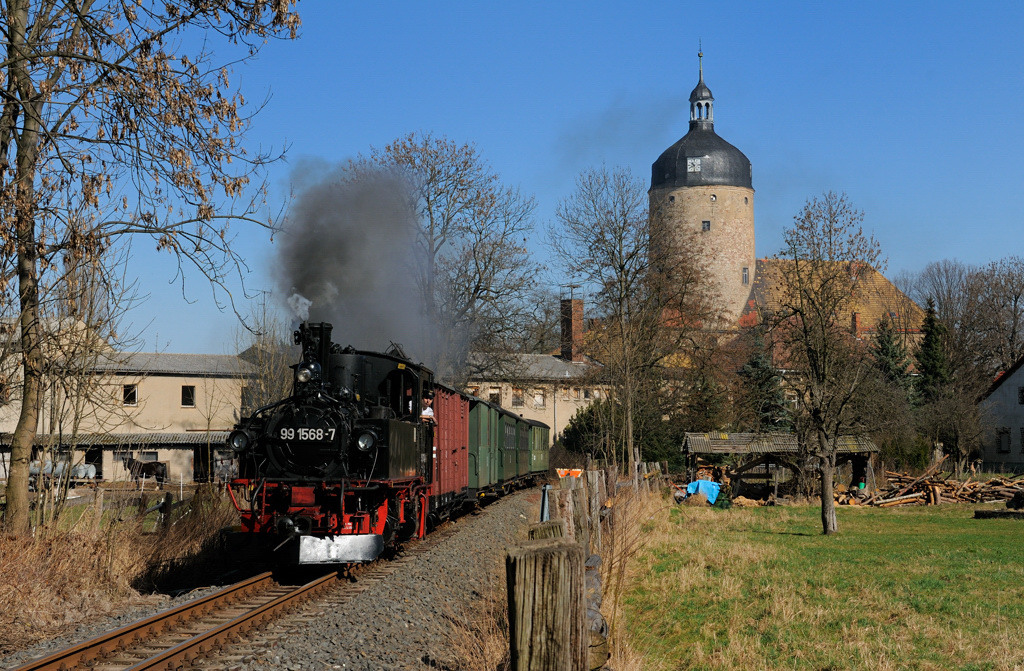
855,460 -> 1024,507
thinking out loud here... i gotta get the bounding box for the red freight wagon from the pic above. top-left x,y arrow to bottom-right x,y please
431,384 -> 469,511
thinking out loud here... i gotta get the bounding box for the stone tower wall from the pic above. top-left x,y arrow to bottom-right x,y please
649,184 -> 755,323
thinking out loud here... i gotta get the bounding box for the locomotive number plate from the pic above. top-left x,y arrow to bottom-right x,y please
279,427 -> 336,441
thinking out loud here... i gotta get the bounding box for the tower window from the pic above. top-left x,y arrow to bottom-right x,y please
744,197 -> 749,205
669,195 -> 675,202
702,220 -> 711,232
743,267 -> 749,285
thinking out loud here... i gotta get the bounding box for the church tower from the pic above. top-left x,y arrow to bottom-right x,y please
649,52 -> 755,323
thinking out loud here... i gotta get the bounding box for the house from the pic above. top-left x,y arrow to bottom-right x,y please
0,351 -> 255,484
465,298 -> 604,443
979,356 -> 1024,473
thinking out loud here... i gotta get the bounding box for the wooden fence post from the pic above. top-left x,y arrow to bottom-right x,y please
507,539 -> 586,671
529,519 -> 567,540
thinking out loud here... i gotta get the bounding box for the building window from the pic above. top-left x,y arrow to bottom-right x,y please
488,388 -> 501,405
181,385 -> 196,407
702,220 -> 711,232
533,389 -> 545,408
998,428 -> 1011,453
742,267 -> 749,285
123,384 -> 137,406
466,386 -> 480,398
584,388 -> 592,400
572,388 -> 581,400
512,387 -> 524,408
139,451 -> 158,462
561,387 -> 571,401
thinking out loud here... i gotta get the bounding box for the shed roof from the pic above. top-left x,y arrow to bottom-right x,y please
4,431 -> 231,448
682,432 -> 879,455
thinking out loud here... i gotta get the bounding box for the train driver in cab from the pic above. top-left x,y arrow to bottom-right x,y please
420,390 -> 435,422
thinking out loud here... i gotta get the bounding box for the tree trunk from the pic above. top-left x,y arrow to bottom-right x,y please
3,9 -> 41,535
819,450 -> 838,535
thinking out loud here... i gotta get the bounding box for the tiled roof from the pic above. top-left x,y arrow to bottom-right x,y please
682,432 -> 879,455
88,352 -> 256,377
742,260 -> 924,335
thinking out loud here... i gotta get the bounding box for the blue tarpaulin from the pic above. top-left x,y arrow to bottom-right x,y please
686,479 -> 721,505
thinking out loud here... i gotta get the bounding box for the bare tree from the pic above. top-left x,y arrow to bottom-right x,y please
0,1 -> 300,535
766,192 -> 883,535
347,132 -> 539,384
235,297 -> 294,415
552,166 -> 716,477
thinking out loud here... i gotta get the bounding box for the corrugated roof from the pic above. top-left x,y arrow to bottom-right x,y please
89,352 -> 255,377
682,432 -> 878,455
4,432 -> 231,447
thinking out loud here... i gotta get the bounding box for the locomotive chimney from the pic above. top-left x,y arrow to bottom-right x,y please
560,298 -> 584,363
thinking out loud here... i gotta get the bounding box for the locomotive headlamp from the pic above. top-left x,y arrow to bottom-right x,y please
296,361 -> 322,384
356,432 -> 376,452
227,430 -> 251,453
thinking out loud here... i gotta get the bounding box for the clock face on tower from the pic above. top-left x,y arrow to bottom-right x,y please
687,157 -> 701,173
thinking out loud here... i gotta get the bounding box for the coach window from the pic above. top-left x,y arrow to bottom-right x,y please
123,384 -> 138,406
181,385 -> 196,407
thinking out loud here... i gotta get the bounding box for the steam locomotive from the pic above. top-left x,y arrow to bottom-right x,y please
225,322 -> 549,564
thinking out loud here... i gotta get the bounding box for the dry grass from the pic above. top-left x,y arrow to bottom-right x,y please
439,572 -> 511,670
0,485 -> 236,653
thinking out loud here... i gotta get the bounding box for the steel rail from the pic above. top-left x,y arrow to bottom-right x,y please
12,572 -> 276,671
122,572 -> 338,670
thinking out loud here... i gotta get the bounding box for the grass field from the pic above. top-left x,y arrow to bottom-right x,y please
623,502 -> 1024,671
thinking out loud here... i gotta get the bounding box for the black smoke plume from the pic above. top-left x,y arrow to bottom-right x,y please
274,161 -> 434,365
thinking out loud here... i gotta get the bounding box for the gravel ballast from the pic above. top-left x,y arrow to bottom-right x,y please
2,489 -> 539,671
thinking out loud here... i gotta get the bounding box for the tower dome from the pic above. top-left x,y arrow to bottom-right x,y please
648,52 -> 755,325
651,54 -> 751,190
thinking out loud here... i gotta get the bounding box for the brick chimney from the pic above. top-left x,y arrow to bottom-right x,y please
560,298 -> 584,362
851,311 -> 861,335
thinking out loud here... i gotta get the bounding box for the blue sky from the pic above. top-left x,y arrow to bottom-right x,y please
134,0 -> 1024,353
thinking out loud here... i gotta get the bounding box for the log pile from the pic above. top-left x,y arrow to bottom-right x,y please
857,462 -> 1024,507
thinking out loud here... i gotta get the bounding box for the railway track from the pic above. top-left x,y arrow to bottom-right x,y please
11,571 -> 337,671
12,513 -> 473,671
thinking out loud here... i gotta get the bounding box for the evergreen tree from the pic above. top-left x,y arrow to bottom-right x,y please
915,298 -> 951,404
737,331 -> 790,432
871,315 -> 912,392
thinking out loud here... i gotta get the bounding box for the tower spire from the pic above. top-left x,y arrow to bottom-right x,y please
689,46 -> 713,125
